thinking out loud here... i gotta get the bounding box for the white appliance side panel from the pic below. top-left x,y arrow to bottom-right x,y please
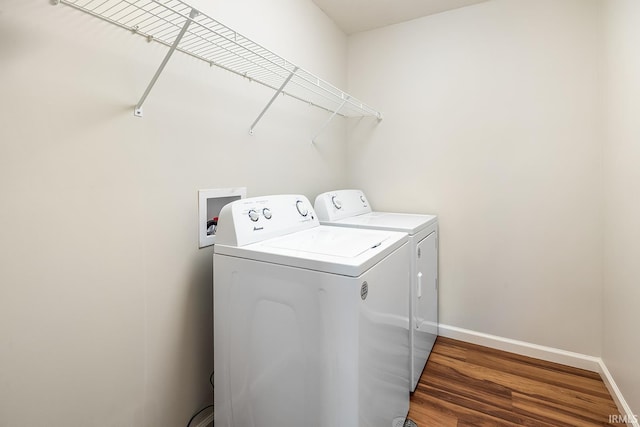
412,231 -> 438,390
358,242 -> 411,427
214,244 -> 410,427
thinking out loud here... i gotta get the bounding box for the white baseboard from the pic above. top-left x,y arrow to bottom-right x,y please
438,324 -> 600,371
438,323 -> 637,426
598,360 -> 640,427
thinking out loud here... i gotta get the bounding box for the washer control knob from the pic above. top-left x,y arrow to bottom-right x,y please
296,200 -> 308,217
262,208 -> 272,220
360,195 -> 368,206
248,209 -> 259,222
331,196 -> 342,209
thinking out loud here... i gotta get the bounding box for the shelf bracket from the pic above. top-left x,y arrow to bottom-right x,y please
134,8 -> 199,117
311,97 -> 348,143
249,67 -> 298,134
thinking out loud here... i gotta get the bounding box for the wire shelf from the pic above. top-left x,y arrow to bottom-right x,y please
56,0 -> 382,121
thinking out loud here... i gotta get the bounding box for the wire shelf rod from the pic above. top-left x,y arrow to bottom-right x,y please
160,3 -> 370,110
56,0 -> 381,119
159,40 -> 350,116
164,4 -> 297,74
83,0 -> 365,114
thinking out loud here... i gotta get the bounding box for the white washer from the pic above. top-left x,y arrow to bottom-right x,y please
213,194 -> 411,427
314,189 -> 438,392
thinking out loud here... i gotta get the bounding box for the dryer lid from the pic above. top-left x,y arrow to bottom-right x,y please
326,212 -> 437,235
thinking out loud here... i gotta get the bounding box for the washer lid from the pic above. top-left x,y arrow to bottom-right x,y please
324,212 -> 437,235
215,225 -> 408,277
263,226 -> 391,257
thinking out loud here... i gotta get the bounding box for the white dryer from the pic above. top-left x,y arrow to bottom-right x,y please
314,189 -> 438,392
213,194 -> 411,427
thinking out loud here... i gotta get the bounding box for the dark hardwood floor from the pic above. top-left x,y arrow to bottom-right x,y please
407,337 -> 621,427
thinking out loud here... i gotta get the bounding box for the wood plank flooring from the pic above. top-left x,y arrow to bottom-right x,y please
407,337 -> 621,427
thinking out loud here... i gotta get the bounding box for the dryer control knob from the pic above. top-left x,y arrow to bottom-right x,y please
296,200 -> 308,217
262,208 -> 272,220
332,196 -> 342,209
248,209 -> 259,222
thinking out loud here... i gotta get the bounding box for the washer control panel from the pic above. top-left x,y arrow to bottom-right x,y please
248,209 -> 260,222
215,195 -> 318,246
314,189 -> 373,222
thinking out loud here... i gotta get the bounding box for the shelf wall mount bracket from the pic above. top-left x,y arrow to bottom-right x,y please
134,8 -> 200,118
249,67 -> 299,135
311,96 -> 349,144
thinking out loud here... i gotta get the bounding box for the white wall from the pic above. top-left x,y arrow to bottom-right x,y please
0,0 -> 347,425
2,0 -> 637,423
347,0 -> 603,356
602,0 -> 640,415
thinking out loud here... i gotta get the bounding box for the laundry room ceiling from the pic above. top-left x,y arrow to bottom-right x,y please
312,0 -> 489,34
